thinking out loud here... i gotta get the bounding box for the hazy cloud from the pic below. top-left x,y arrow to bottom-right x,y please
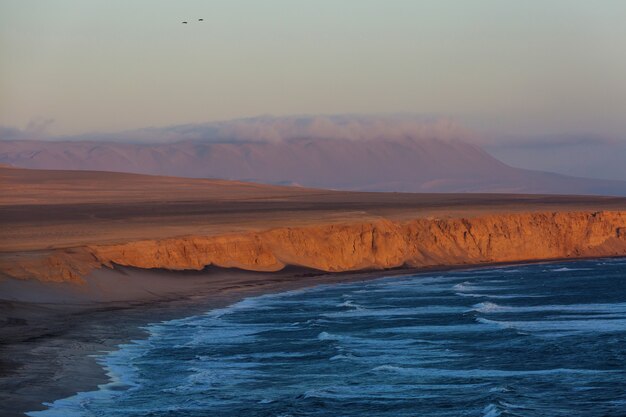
0,115 -> 479,144
484,133 -> 621,149
25,118 -> 55,136
205,115 -> 478,143
485,134 -> 626,181
0,118 -> 55,141
0,126 -> 24,141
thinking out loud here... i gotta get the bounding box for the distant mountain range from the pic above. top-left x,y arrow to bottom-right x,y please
2,137 -> 626,196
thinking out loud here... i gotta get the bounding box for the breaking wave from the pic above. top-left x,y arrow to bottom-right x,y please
28,259 -> 626,417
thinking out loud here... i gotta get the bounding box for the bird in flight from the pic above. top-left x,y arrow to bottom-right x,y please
199,18 -> 204,21
182,21 -> 188,24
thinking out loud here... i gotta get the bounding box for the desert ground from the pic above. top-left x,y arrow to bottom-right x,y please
2,166 -> 626,416
1,166 -> 626,285
2,165 -> 626,253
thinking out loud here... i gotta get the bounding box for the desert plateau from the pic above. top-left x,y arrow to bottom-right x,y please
2,166 -> 626,285
3,2 -> 626,416
2,166 -> 626,415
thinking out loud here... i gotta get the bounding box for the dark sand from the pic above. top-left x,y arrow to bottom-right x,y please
1,264 -> 436,416
3,168 -> 626,415
4,257 -> 624,416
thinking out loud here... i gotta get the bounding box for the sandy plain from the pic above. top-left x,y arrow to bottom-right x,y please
2,166 -> 626,416
3,165 -> 626,252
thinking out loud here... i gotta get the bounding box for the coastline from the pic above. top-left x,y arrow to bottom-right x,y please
2,256 -> 625,416
0,265 -> 428,416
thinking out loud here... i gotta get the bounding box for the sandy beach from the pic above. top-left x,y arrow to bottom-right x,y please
4,257 -> 626,416
2,167 -> 626,415
1,264 -> 443,416
4,4 -> 626,414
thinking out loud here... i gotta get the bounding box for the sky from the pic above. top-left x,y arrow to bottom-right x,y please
1,0 -> 626,140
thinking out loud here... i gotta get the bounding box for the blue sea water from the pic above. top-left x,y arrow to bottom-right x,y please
29,259 -> 626,417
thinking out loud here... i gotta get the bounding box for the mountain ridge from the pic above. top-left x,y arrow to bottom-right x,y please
2,136 -> 626,195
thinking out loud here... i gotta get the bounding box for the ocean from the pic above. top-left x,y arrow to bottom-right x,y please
28,259 -> 626,416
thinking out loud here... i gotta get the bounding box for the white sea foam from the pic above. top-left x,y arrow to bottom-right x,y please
453,281 -> 476,291
337,299 -> 363,309
329,354 -> 355,361
453,281 -> 516,293
457,292 -> 546,299
472,302 -> 502,312
324,305 -> 465,318
26,338 -> 148,416
476,316 -> 626,334
373,323 -> 499,334
550,267 -> 592,272
488,386 -> 512,393
374,366 -> 614,378
455,292 -> 485,298
25,259 -> 626,416
372,364 -> 406,372
317,331 -> 344,341
482,403 -> 501,417
473,302 -> 626,314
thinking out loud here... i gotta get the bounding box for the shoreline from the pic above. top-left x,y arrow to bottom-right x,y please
1,265 -> 429,417
2,256 -> 625,416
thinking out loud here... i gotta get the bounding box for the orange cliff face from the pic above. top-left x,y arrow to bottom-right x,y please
2,167 -> 626,284
2,210 -> 626,283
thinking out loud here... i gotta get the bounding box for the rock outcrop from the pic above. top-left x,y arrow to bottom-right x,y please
3,210 -> 626,283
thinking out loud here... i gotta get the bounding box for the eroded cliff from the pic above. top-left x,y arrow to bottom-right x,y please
2,210 -> 626,283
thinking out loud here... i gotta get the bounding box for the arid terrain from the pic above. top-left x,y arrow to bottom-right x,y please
2,166 -> 626,286
4,2 -> 626,415
2,166 -> 626,416
3,137 -> 626,195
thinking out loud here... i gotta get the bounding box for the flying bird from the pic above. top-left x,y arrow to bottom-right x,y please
198,18 -> 204,21
182,21 -> 188,24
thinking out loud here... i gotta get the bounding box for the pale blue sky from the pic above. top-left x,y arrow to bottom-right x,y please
1,0 -> 626,138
